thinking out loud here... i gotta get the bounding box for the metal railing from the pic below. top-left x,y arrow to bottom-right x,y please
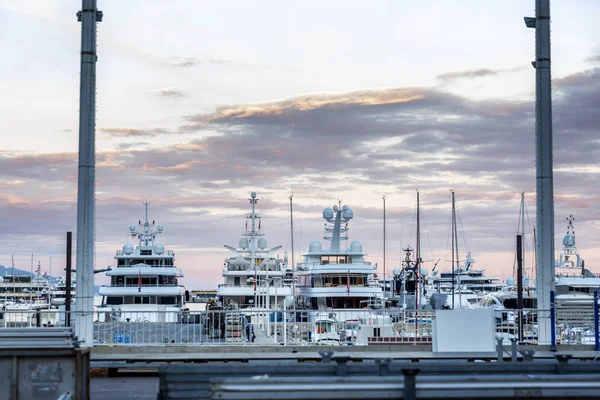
0,303 -> 597,347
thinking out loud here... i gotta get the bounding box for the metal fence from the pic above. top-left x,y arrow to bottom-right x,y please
0,303 -> 597,347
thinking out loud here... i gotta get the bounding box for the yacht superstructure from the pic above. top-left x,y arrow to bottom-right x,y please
295,202 -> 383,315
554,215 -> 600,305
97,202 -> 186,322
217,192 -> 292,309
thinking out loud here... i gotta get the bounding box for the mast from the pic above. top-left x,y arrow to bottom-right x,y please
74,0 -> 103,347
250,192 -> 258,308
289,194 -> 295,297
383,195 -> 386,299
415,190 -> 420,311
520,192 -> 526,278
451,190 -> 455,309
525,0 -> 554,345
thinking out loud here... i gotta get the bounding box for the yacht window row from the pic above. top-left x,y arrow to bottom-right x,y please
110,276 -> 178,286
104,295 -> 181,305
298,274 -> 371,288
117,258 -> 174,267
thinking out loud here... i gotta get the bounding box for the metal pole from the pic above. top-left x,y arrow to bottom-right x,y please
453,192 -> 461,309
594,290 -> 599,352
517,234 -> 524,342
383,195 -> 386,299
521,193 -> 526,276
550,290 -> 556,351
66,232 -> 73,327
451,190 -> 455,309
74,0 -> 102,347
525,0 -> 555,346
289,194 -> 295,275
415,190 -> 420,335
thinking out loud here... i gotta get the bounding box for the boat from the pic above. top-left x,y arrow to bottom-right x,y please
0,262 -> 53,306
555,215 -> 600,305
50,275 -> 75,306
311,312 -> 340,345
96,202 -> 187,323
217,192 -> 293,310
295,202 -> 383,321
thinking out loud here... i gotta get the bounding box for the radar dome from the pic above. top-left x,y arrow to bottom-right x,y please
323,207 -> 334,220
419,267 -> 428,276
123,243 -> 134,255
251,192 -> 256,198
157,225 -> 164,232
392,268 -> 401,276
153,243 -> 165,255
343,205 -> 348,211
505,276 -> 516,286
563,233 -> 575,247
308,240 -> 322,252
129,225 -> 136,232
342,207 -> 353,220
257,238 -> 267,249
239,238 -> 249,249
350,240 -> 363,253
333,205 -> 338,212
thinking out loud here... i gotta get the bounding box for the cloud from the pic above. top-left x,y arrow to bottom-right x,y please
182,88 -> 427,126
99,128 -> 170,137
436,66 -> 526,81
169,56 -> 248,68
152,87 -> 188,98
4,65 -> 600,289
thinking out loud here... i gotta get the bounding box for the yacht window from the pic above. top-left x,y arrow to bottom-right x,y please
160,296 -> 176,305
373,328 -> 381,338
106,296 -> 123,305
234,277 -> 241,286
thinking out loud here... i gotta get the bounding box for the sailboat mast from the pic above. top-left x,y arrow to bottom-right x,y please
451,190 -> 455,309
383,195 -> 386,299
520,192 -> 525,278
289,194 -> 295,295
415,190 -> 420,311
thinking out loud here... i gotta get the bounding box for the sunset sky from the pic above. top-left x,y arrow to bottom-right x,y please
1,0 -> 600,289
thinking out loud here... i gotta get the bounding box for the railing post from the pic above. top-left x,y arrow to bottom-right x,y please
283,308 -> 287,345
496,336 -> 503,361
550,290 -> 557,352
594,290 -> 599,352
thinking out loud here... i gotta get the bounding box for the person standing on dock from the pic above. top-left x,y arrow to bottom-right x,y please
246,322 -> 255,342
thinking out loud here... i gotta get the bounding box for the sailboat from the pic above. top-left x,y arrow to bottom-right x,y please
432,191 -> 502,308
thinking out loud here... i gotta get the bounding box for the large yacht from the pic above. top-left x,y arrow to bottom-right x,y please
217,192 -> 293,309
0,263 -> 53,306
430,252 -> 504,295
295,202 -> 383,317
554,215 -> 600,306
50,274 -> 75,306
97,202 -> 186,322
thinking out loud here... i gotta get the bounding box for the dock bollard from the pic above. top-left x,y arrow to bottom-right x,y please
510,338 -> 518,362
496,336 -> 503,361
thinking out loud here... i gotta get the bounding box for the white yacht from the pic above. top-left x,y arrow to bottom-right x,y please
0,264 -> 53,306
97,202 -> 186,322
554,215 -> 600,306
50,275 -> 75,306
295,202 -> 383,319
431,252 -> 504,295
217,192 -> 293,310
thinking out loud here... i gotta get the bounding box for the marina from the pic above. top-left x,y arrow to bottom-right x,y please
2,0 -> 600,399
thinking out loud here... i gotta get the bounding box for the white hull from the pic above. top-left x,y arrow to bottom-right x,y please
96,305 -> 182,323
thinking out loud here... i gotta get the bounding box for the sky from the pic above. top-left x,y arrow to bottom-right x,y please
1,0 -> 600,290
